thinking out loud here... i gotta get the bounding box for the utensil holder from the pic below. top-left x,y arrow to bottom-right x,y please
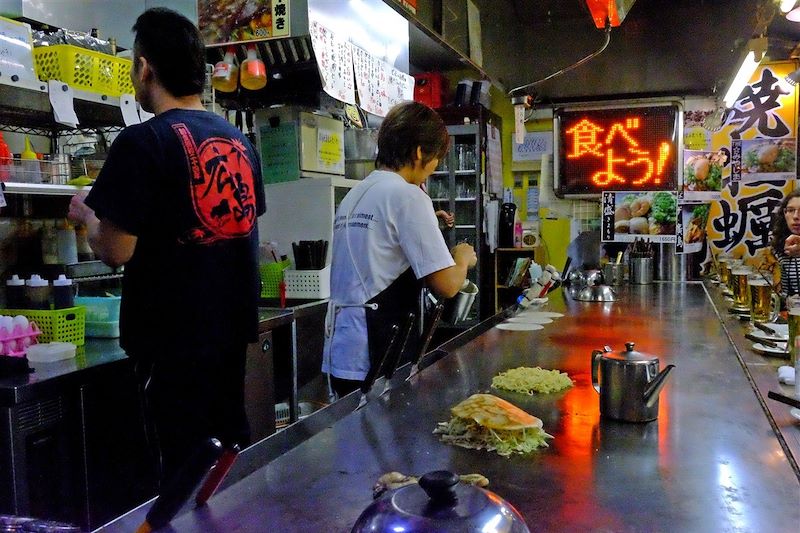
629,257 -> 653,285
603,263 -> 625,285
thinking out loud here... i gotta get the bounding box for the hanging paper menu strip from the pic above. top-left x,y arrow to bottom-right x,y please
309,20 -> 356,105
352,44 -> 386,116
386,64 -> 415,109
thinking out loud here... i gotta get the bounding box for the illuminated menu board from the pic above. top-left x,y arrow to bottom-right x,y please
554,104 -> 680,197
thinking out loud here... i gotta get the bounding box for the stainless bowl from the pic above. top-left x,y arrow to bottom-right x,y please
575,284 -> 617,302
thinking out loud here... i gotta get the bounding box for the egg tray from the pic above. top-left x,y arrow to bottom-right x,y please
0,307 -> 85,347
0,322 -> 42,357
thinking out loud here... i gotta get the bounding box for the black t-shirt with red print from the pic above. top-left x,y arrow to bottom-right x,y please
86,108 -> 266,354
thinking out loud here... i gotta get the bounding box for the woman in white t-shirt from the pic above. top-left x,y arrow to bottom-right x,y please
323,101 -> 477,398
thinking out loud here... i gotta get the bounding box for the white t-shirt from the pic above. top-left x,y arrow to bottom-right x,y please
322,170 -> 455,381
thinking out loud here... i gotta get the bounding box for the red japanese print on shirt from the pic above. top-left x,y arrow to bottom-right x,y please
172,123 -> 257,244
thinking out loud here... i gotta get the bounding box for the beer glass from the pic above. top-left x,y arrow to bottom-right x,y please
717,258 -> 730,287
788,306 -> 800,367
730,266 -> 751,311
748,275 -> 779,323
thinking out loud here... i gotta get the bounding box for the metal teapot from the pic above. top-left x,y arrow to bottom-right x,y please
351,471 -> 530,533
591,342 -> 675,422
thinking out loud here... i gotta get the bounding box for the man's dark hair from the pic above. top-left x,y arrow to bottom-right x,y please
132,7 -> 205,97
375,101 -> 449,170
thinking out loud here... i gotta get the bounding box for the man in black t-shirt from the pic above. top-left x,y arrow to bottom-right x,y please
68,8 -> 266,484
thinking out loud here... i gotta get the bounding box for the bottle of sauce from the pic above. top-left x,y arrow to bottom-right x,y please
52,274 -> 75,309
25,275 -> 50,310
5,275 -> 25,309
239,44 -> 266,91
20,137 -> 42,184
41,220 -> 59,265
75,224 -> 95,262
56,219 -> 78,265
211,46 -> 239,93
0,131 -> 11,182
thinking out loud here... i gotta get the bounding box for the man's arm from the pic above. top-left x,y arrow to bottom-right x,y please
69,193 -> 137,267
425,242 -> 477,298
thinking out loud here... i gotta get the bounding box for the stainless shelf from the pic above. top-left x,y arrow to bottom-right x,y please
3,182 -> 90,196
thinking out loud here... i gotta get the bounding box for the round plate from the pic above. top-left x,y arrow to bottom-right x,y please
495,322 -> 544,331
751,342 -> 789,357
507,316 -> 552,324
748,329 -> 789,343
791,408 -> 800,421
519,311 -> 564,318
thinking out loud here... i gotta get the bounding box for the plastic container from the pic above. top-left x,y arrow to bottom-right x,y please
74,295 -> 120,322
33,44 -> 132,97
5,275 -> 25,309
283,265 -> 331,299
211,46 -> 238,93
25,275 -> 50,310
259,259 -> 291,298
414,72 -> 448,108
26,342 -> 76,362
85,321 -> 119,338
56,220 -> 78,265
52,275 -> 75,309
0,316 -> 41,356
240,44 -> 266,90
19,137 -> 41,184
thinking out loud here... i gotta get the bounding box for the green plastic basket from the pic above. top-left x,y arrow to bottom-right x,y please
259,259 -> 290,298
1,306 -> 85,346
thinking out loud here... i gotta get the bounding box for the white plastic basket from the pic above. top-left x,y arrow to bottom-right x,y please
284,265 -> 331,299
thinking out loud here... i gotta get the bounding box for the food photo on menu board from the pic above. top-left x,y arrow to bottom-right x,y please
739,138 -> 796,181
198,0 -> 289,44
679,204 -> 710,254
682,148 -> 728,202
601,191 -> 678,243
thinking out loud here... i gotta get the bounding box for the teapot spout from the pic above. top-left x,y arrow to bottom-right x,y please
643,364 -> 675,408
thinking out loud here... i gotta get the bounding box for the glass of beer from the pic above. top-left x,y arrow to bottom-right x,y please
788,306 -> 800,367
718,258 -> 730,287
748,274 -> 779,323
730,266 -> 751,311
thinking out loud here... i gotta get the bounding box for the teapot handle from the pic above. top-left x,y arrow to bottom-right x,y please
591,345 -> 611,393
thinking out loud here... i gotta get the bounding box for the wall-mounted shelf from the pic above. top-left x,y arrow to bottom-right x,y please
3,183 -> 90,196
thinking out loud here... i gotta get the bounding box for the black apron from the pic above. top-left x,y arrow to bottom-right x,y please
364,267 -> 423,375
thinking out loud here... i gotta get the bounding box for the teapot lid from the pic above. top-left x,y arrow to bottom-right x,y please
351,471 -> 530,533
605,342 -> 658,363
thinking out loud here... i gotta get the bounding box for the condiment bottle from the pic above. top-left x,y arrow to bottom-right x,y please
52,274 -> 75,309
5,275 -> 25,309
239,44 -> 266,91
211,46 -> 239,93
41,220 -> 59,265
0,131 -> 11,182
75,224 -> 95,262
25,274 -> 50,310
56,219 -> 78,265
20,137 -> 42,184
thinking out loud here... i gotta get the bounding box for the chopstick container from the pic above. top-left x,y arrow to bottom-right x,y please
630,257 -> 653,285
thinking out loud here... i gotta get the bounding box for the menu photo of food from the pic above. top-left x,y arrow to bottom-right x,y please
740,138 -> 796,181
601,191 -> 678,243
199,0 -> 288,45
682,148 -> 728,201
678,204 -> 709,254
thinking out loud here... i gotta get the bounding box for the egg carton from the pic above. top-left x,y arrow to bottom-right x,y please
0,319 -> 42,356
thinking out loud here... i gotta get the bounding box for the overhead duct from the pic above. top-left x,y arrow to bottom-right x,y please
585,0 -> 637,28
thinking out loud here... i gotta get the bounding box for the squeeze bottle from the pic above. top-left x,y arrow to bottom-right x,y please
211,46 -> 239,93
240,44 -> 267,91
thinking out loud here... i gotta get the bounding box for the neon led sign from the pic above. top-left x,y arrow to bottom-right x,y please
554,104 -> 679,197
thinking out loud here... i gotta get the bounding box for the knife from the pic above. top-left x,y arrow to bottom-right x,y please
357,324 -> 399,410
752,321 -> 779,336
406,301 -> 445,381
767,390 -> 800,410
381,312 -> 417,395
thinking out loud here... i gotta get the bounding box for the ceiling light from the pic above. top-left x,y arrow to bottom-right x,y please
788,6 -> 800,21
723,37 -> 768,108
785,68 -> 800,86
781,0 -> 798,14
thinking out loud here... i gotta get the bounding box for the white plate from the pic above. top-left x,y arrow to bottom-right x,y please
791,408 -> 800,421
507,316 -> 552,324
751,342 -> 789,357
748,328 -> 789,343
518,311 -> 564,319
766,323 -> 789,336
495,322 -> 544,331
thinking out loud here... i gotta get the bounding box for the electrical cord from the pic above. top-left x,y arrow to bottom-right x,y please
507,20 -> 613,97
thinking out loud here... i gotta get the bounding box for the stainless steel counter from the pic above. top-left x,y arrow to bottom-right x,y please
98,282 -> 800,532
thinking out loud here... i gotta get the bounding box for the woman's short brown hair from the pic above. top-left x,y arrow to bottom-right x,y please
375,101 -> 450,170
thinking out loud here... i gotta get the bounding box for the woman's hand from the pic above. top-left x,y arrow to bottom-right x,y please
435,210 -> 455,228
784,234 -> 800,256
